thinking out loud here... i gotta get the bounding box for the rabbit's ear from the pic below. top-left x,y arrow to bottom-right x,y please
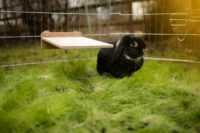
112,39 -> 124,63
112,35 -> 131,63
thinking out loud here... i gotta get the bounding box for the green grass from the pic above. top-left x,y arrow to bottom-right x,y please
0,43 -> 99,66
0,60 -> 200,133
1,41 -> 200,67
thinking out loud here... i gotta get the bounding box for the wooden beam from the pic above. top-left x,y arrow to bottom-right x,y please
41,31 -> 82,49
41,31 -> 82,38
41,31 -> 113,49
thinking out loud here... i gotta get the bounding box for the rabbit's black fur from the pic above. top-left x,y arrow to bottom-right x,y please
97,35 -> 146,78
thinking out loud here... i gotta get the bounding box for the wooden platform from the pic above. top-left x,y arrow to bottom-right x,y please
41,31 -> 113,49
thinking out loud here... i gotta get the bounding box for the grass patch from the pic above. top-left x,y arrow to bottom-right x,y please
0,60 -> 200,133
1,42 -> 200,67
0,43 -> 99,66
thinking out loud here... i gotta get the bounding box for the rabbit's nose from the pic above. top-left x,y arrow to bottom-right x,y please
143,48 -> 147,54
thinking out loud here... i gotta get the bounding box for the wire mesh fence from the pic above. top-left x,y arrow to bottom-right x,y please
0,0 -> 200,67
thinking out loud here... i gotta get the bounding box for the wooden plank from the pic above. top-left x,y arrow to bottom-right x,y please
42,37 -> 113,49
41,31 -> 82,49
41,31 -> 113,49
41,31 -> 82,37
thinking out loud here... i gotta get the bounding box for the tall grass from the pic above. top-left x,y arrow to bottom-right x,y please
0,60 -> 200,133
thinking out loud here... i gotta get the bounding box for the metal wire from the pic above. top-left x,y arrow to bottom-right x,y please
0,58 -> 97,68
0,10 -> 189,16
0,32 -> 200,39
0,57 -> 200,68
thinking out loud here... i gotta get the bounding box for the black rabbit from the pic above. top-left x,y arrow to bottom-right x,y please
97,35 -> 146,78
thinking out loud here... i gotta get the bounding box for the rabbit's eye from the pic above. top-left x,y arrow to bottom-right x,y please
130,42 -> 138,47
